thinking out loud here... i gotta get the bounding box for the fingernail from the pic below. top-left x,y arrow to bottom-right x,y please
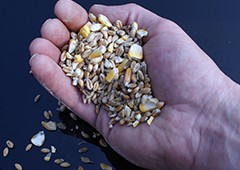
29,53 -> 39,65
43,18 -> 52,26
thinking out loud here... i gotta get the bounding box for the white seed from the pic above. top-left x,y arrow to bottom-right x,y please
14,163 -> 22,170
60,162 -> 71,168
34,94 -> 41,103
51,146 -> 57,153
3,147 -> 9,157
31,131 -> 45,147
90,23 -> 103,31
6,140 -> 14,148
25,143 -> 33,151
41,148 -> 50,154
81,156 -> 93,164
54,158 -> 64,164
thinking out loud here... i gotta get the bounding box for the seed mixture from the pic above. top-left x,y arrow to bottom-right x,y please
59,13 -> 165,128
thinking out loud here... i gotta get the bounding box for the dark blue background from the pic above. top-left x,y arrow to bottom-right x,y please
0,0 -> 240,169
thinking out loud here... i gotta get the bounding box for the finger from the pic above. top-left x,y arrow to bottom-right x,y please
29,54 -> 97,127
54,0 -> 88,31
29,38 -> 60,63
89,3 -> 163,41
40,18 -> 70,48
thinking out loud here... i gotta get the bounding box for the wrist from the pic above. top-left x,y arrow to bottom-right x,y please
194,79 -> 240,170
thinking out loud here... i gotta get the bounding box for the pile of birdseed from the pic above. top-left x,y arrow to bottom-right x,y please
59,13 -> 165,128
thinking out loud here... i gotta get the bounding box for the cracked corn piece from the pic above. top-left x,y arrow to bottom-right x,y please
128,44 -> 143,60
80,22 -> 91,38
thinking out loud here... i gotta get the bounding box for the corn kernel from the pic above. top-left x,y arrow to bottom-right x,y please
98,14 -> 112,27
139,101 -> 157,112
128,44 -> 143,60
106,68 -> 118,83
90,23 -> 103,32
80,22 -> 91,38
136,29 -> 148,39
89,46 -> 106,59
147,116 -> 154,126
117,59 -> 128,73
108,42 -> 114,53
122,35 -> 129,41
74,54 -> 83,63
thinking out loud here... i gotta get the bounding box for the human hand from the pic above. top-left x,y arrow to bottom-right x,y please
29,0 -> 240,169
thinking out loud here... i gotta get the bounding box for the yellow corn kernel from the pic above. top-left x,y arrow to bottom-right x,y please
136,29 -> 148,39
124,68 -> 132,85
147,116 -> 154,126
122,35 -> 129,41
74,54 -> 83,63
89,46 -> 106,59
80,22 -> 91,38
139,101 -> 157,112
128,44 -> 143,60
98,14 -> 112,27
117,59 -> 128,73
106,68 -> 118,83
107,43 -> 114,53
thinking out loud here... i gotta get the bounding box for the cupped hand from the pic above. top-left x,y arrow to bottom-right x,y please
29,0 -> 237,169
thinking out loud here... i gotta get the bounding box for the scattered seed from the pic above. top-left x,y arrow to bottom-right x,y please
54,158 -> 64,165
60,162 -> 71,168
41,121 -> 57,131
100,163 -> 112,170
34,94 -> 41,103
31,131 -> 45,147
69,112 -> 78,121
81,156 -> 93,164
79,147 -> 89,153
57,122 -> 67,130
25,143 -> 33,151
59,104 -> 66,112
3,147 -> 9,157
41,148 -> 50,154
78,165 -> 84,170
14,163 -> 22,170
44,152 -> 52,161
51,146 -> 56,153
6,140 -> 14,149
99,138 -> 108,148
81,131 -> 90,139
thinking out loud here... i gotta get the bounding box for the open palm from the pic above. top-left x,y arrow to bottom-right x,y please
29,1 -> 234,169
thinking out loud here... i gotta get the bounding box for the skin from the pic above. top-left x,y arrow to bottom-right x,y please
29,0 -> 240,169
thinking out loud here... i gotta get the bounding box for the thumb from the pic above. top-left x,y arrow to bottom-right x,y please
89,3 -> 164,41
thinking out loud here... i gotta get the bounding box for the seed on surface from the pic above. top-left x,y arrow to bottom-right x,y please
40,148 -> 50,154
57,122 -> 67,130
41,121 -> 57,131
25,143 -> 33,151
51,145 -> 57,153
81,131 -> 90,139
14,163 -> 22,170
79,147 -> 89,153
78,165 -> 84,170
31,131 -> 45,147
100,163 -> 112,170
44,152 -> 52,161
59,104 -> 66,112
34,94 -> 41,103
54,158 -> 64,165
69,112 -> 78,121
99,138 -> 108,148
3,147 -> 9,157
60,162 -> 71,168
6,140 -> 14,149
81,156 -> 93,164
